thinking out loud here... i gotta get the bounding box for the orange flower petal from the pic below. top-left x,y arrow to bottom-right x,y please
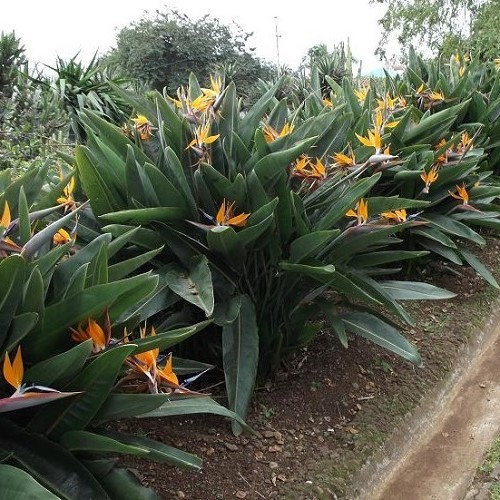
3,347 -> 23,390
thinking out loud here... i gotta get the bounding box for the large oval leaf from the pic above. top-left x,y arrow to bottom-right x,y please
0,464 -> 59,499
342,312 -> 421,364
379,281 -> 456,300
165,256 -> 214,316
0,419 -> 108,499
222,294 -> 259,435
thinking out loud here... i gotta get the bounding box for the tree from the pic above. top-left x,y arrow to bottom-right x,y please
469,0 -> 500,59
107,10 -> 273,97
372,0 -> 498,60
0,31 -> 26,98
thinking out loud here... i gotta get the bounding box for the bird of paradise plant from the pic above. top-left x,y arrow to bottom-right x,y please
346,198 -> 369,225
215,199 -> 250,227
77,68 -> 490,438
263,122 -> 294,143
449,184 -> 470,205
0,165 -> 248,498
131,114 -> 155,141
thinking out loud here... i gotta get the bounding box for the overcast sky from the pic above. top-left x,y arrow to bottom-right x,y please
1,1 -> 388,74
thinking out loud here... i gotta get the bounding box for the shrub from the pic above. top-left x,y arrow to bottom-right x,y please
76,73 -> 460,432
0,165 -> 246,497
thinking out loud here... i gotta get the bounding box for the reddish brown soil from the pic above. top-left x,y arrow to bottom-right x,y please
118,237 -> 500,500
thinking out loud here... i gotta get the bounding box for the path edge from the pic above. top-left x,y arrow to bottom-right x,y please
348,295 -> 500,499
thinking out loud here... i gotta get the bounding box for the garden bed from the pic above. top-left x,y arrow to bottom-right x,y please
118,236 -> 500,499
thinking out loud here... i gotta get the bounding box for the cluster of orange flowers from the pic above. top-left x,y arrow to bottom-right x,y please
121,75 -> 224,166
421,132 -> 475,203
416,84 -> 445,109
345,198 -> 408,227
70,316 -> 185,395
291,155 -> 327,182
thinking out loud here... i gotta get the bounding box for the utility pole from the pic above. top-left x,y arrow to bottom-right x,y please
274,16 -> 281,70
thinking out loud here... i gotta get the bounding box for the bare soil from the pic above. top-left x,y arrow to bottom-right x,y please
118,236 -> 500,500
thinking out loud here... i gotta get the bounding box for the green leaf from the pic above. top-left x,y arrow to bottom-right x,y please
323,310 -> 348,348
3,312 -> 38,352
131,321 -> 211,354
0,419 -> 108,499
342,312 -> 421,364
61,430 -> 147,455
76,146 -> 120,217
101,430 -> 202,471
95,394 -> 170,422
138,395 -> 252,432
0,255 -> 25,348
459,248 -> 500,289
350,250 -> 429,268
403,100 -> 469,144
101,207 -> 186,225
207,225 -> 245,268
280,262 -> 336,280
423,214 -> 486,245
418,240 -> 463,265
17,187 -> 31,246
144,163 -> 188,210
52,233 -> 111,294
413,227 -> 457,248
379,281 -> 456,300
212,294 -> 242,326
289,230 -> 339,263
222,295 -> 259,435
239,78 -> 282,145
26,340 -> 93,386
108,246 -> 164,281
29,344 -> 136,438
253,137 -> 316,187
366,196 -> 429,214
19,267 -> 44,318
80,108 -> 150,165
0,464 -> 59,499
165,256 -> 214,316
345,271 -> 414,325
328,270 -> 383,306
97,467 -> 158,500
316,174 -> 381,230
164,148 -> 197,219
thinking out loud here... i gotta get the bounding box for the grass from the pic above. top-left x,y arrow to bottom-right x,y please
476,435 -> 500,499
480,435 -> 500,474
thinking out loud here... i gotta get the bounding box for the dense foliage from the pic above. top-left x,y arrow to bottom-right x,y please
0,164 -> 246,498
1,17 -> 500,497
75,53 -> 500,434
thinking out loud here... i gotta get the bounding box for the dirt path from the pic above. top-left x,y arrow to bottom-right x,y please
353,304 -> 500,500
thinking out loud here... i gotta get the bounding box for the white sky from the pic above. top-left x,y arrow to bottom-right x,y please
1,1 -> 388,74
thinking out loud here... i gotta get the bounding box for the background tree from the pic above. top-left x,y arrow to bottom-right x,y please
372,0 -> 499,60
0,31 -> 26,98
0,32 -> 65,173
468,0 -> 500,60
106,10 -> 274,98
